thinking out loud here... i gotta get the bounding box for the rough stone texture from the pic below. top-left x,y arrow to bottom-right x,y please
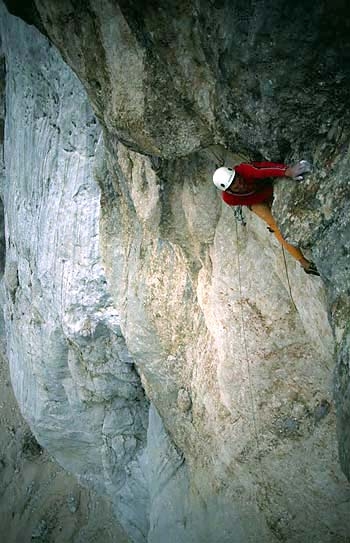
0,6 -> 148,541
100,141 -> 350,543
5,0 -> 350,161
273,155 -> 350,481
0,341 -> 129,543
1,1 -> 350,543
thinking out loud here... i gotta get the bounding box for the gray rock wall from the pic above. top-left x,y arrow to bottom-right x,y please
0,6 -> 150,541
1,1 -> 350,543
0,340 -> 129,543
6,0 -> 350,160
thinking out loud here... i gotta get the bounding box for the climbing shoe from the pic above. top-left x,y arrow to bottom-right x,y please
304,262 -> 320,276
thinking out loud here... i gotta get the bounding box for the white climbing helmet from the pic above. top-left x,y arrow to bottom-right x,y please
213,166 -> 235,191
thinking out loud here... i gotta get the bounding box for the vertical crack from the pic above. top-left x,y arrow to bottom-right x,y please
0,52 -> 6,277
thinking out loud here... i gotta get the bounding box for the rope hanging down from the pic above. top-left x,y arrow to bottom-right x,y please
281,246 -> 297,311
234,223 -> 297,445
234,220 -> 268,531
234,220 -> 260,456
233,213 -> 299,524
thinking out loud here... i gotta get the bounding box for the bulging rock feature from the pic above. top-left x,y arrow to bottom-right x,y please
1,1 -> 350,543
5,0 -> 350,160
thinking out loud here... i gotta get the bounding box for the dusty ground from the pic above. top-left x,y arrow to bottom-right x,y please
0,347 -> 129,543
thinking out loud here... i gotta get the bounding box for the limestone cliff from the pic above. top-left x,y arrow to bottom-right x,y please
1,2 -> 350,542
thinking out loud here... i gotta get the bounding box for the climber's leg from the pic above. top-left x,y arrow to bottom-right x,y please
249,202 -> 311,269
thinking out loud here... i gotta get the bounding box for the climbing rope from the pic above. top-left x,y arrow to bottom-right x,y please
234,220 -> 267,536
281,246 -> 297,311
234,220 -> 260,457
234,221 -> 297,450
233,213 -> 302,533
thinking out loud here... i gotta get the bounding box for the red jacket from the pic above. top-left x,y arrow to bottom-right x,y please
222,162 -> 287,206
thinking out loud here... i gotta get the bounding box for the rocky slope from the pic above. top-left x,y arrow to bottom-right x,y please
1,1 -> 350,542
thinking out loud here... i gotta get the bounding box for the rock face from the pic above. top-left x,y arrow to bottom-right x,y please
0,342 -> 129,543
0,7 -> 151,542
1,1 -> 350,543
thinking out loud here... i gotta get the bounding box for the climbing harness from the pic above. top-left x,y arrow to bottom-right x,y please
233,205 -> 246,226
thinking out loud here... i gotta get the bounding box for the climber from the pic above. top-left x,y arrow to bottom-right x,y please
212,160 -> 320,276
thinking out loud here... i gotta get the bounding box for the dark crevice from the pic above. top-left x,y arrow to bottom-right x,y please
0,52 -> 5,278
3,0 -> 48,38
0,199 -> 5,277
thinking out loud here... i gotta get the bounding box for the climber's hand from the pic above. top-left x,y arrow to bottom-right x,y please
285,160 -> 312,179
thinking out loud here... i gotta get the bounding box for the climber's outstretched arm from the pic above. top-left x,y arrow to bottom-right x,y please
235,162 -> 287,180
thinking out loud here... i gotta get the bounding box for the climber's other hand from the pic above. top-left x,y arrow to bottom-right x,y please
286,160 -> 312,179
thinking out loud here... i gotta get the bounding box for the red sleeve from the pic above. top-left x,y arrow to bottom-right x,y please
236,162 -> 287,180
252,161 -> 287,169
